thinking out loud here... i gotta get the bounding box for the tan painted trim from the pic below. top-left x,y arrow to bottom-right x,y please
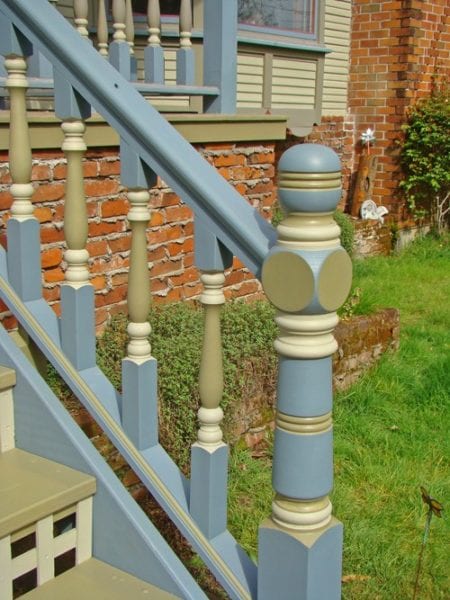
0,111 -> 288,151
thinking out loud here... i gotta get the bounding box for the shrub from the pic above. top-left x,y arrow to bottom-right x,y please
399,88 -> 450,233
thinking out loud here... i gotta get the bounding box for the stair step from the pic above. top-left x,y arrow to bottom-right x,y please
0,448 -> 96,538
21,557 -> 181,599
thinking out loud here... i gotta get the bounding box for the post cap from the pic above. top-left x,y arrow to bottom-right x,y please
278,144 -> 342,214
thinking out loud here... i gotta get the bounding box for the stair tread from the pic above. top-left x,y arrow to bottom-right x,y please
21,557 -> 181,599
0,448 -> 96,538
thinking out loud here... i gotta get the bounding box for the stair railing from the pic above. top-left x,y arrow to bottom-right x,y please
0,1 -> 352,599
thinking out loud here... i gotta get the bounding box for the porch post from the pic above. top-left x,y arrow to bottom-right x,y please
203,0 -> 237,114
258,144 -> 352,600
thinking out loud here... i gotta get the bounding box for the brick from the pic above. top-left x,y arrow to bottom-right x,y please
99,160 -> 121,176
44,267 -> 65,283
42,247 -> 63,268
32,183 -> 65,203
31,164 -> 52,181
84,179 -> 120,197
101,198 -> 128,218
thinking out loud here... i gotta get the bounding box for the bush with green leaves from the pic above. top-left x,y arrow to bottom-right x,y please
96,301 -> 277,470
400,89 -> 450,233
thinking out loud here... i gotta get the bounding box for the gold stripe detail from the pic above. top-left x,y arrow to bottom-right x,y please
278,170 -> 341,190
0,274 -> 250,600
276,411 -> 332,434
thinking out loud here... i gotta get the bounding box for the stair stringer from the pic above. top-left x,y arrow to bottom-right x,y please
0,326 -> 207,600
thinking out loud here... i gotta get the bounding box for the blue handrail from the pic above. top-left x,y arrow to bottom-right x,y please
0,0 -> 276,277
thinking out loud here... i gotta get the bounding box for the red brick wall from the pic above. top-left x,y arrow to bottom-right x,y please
348,0 -> 450,219
0,142 -> 276,330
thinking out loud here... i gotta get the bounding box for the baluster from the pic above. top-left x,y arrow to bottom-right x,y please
1,23 -> 42,302
144,0 -> 164,84
258,144 -> 352,600
97,0 -> 109,57
120,141 -> 158,449
189,221 -> 233,538
54,74 -> 95,370
74,0 -> 90,39
176,0 -> 194,85
203,0 -> 237,113
110,0 -> 131,78
125,0 -> 137,80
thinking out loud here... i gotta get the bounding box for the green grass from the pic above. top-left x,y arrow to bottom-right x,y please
227,234 -> 450,599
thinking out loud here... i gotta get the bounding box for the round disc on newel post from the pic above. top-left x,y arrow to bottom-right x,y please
258,143 -> 352,600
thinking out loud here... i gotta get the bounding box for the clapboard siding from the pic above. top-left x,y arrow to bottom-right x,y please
271,57 -> 316,109
237,53 -> 264,108
56,0 -> 74,21
322,0 -> 351,116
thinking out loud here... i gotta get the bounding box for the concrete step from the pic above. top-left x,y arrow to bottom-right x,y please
0,447 -> 96,539
21,557 -> 181,599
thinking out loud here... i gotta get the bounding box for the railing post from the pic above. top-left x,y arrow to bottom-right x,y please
1,23 -> 42,302
120,141 -> 158,449
125,0 -> 137,80
203,0 -> 237,114
97,0 -> 109,57
145,0 -> 164,84
189,221 -> 233,538
109,0 -> 131,79
258,144 -> 352,600
176,0 -> 194,85
54,76 -> 95,370
74,0 -> 89,39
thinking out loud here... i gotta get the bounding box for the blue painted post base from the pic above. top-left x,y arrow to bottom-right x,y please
257,517 -> 343,600
109,41 -> 131,80
144,46 -> 164,84
189,443 -> 228,539
121,357 -> 158,450
60,284 -> 96,370
176,48 -> 195,85
7,219 -> 42,302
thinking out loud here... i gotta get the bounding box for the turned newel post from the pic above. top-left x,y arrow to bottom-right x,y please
258,144 -> 352,600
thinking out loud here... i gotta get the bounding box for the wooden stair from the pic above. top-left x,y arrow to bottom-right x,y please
0,366 -> 179,599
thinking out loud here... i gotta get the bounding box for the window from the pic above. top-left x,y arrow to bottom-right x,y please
131,1 -> 181,16
238,0 -> 315,36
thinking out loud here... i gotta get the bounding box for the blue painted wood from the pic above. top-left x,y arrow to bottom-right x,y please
203,0 -> 237,113
28,50 -> 53,78
54,71 -> 91,120
144,45 -> 164,84
273,428 -> 333,499
0,56 -> 5,77
109,40 -> 131,80
176,48 -> 195,86
0,269 -> 254,599
122,358 -> 159,450
0,326 -> 207,599
190,444 -> 228,539
23,299 -> 61,348
258,519 -> 343,600
194,217 -> 233,271
7,220 -> 42,302
0,0 -> 275,277
277,357 -> 332,416
61,285 -> 96,370
120,139 -> 157,189
0,17 -> 33,57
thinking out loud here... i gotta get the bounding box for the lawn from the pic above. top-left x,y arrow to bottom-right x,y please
228,234 -> 450,599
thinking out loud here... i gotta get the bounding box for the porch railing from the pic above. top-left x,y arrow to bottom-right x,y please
0,0 -> 238,113
0,1 -> 352,598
